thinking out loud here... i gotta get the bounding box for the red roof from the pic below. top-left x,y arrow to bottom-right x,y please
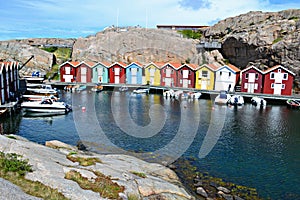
98,61 -> 111,67
84,61 -> 96,67
227,64 -> 240,72
264,65 -> 295,75
69,61 -> 80,67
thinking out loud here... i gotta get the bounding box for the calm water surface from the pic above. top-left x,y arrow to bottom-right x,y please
1,90 -> 299,199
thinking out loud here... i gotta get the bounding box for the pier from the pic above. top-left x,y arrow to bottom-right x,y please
50,82 -> 300,105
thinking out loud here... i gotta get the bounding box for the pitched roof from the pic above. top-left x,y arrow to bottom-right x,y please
127,62 -> 143,68
96,61 -> 111,67
216,64 -> 240,73
69,61 -> 80,67
227,64 -> 240,72
178,63 -> 199,70
264,65 -> 295,76
109,62 -> 127,68
84,61 -> 96,67
241,65 -> 264,74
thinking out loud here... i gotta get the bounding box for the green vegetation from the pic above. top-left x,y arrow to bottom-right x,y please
288,16 -> 299,21
0,151 -> 68,200
273,37 -> 283,44
127,193 -> 140,200
6,135 -> 17,140
130,171 -> 147,178
46,64 -> 60,80
65,170 -> 124,199
66,154 -> 102,166
178,30 -> 202,39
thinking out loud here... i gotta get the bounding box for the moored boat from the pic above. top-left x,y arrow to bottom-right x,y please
286,99 -> 300,109
214,90 -> 231,105
229,95 -> 244,106
91,84 -> 103,92
251,97 -> 267,107
133,88 -> 149,94
119,85 -> 128,92
21,99 -> 72,114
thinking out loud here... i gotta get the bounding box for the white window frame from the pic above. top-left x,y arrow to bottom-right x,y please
283,73 -> 288,80
271,83 -> 274,88
245,73 -> 249,79
282,84 -> 285,89
255,73 -> 259,80
270,72 -> 275,79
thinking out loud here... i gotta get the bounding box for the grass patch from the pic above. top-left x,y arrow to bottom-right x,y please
0,151 -> 68,200
127,193 -> 140,200
65,170 -> 124,199
288,16 -> 299,21
130,171 -> 147,178
6,135 -> 17,140
273,37 -> 283,44
66,154 -> 102,166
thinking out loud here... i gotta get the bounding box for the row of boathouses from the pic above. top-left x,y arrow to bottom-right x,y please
59,61 -> 296,96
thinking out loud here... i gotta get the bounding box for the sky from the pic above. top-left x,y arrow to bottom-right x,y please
0,0 -> 299,41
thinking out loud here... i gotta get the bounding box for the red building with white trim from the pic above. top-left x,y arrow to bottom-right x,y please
160,63 -> 180,87
108,62 -> 127,84
241,66 -> 264,93
263,65 -> 295,96
59,61 -> 80,83
176,63 -> 198,88
75,62 -> 95,83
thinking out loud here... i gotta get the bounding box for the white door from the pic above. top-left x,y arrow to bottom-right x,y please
150,77 -> 154,85
115,76 -> 120,84
165,78 -> 172,87
150,69 -> 155,77
115,68 -> 120,76
183,79 -> 189,88
81,67 -> 87,83
132,76 -> 137,84
247,83 -> 255,93
201,80 -> 207,90
274,83 -> 282,95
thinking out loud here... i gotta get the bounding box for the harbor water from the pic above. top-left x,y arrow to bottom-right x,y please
0,90 -> 299,199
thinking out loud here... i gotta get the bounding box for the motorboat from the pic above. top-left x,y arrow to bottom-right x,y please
174,90 -> 184,99
26,84 -> 57,95
91,84 -> 103,92
22,94 -> 58,102
214,90 -> 231,105
133,88 -> 150,94
251,97 -> 267,107
119,85 -> 128,92
229,95 -> 244,106
286,99 -> 300,109
21,99 -> 72,114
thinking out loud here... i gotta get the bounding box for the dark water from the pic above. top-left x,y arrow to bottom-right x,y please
1,90 -> 299,199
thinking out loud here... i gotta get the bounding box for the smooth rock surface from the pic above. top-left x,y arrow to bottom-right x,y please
0,135 -> 194,200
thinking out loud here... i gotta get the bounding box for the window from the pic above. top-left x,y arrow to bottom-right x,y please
188,80 -> 191,84
245,74 -> 249,79
278,69 -> 281,73
120,68 -> 122,72
283,73 -> 288,80
112,68 -> 114,72
271,83 -> 274,88
228,72 -> 231,77
282,84 -> 285,89
270,72 -> 275,79
220,71 -> 222,76
180,79 -> 183,84
244,83 -> 248,89
255,73 -> 259,80
163,78 -> 165,82
202,70 -> 208,78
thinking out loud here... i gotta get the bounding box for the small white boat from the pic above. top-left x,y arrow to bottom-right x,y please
251,97 -> 267,107
191,92 -> 202,99
75,85 -> 87,91
174,90 -> 184,99
133,88 -> 149,94
91,84 -> 103,92
21,99 -> 72,114
229,95 -> 244,106
26,84 -> 57,95
22,94 -> 58,102
215,90 -> 231,105
163,89 -> 175,98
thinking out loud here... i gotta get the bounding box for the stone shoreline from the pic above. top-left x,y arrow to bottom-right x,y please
0,134 -> 194,200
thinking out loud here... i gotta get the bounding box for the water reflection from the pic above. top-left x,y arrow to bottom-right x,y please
0,91 -> 299,199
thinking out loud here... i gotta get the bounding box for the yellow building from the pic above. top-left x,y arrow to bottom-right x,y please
195,64 -> 219,90
144,62 -> 164,86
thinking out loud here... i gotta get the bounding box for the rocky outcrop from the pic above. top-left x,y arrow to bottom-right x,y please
0,135 -> 194,200
0,41 -> 54,76
204,9 -> 300,74
11,38 -> 75,48
72,27 -> 199,64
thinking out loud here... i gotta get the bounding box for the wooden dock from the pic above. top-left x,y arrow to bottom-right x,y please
51,82 -> 300,105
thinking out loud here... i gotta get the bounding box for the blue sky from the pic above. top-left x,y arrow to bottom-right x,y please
0,0 -> 299,41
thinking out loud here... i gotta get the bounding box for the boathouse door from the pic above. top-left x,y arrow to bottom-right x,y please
274,83 -> 282,95
201,80 -> 207,90
183,79 -> 189,88
81,68 -> 87,83
115,68 -> 120,84
165,78 -> 172,87
131,68 -> 137,84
